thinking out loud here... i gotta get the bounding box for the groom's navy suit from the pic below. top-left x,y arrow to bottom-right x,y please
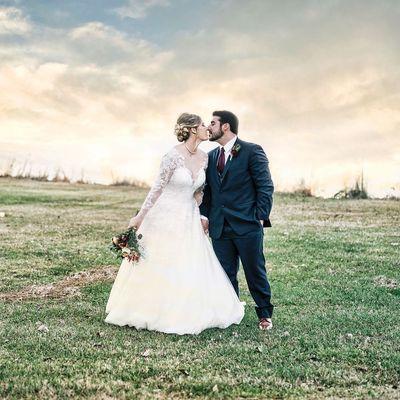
200,137 -> 274,318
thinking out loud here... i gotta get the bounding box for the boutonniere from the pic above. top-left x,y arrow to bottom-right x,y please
231,143 -> 241,158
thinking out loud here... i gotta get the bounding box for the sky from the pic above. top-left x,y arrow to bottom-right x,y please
0,0 -> 399,197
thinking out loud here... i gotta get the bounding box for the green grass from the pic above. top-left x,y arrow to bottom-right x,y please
0,177 -> 399,399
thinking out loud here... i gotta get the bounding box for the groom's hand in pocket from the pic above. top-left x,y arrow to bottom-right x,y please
201,218 -> 209,235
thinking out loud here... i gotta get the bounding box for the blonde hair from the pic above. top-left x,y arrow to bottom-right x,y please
174,113 -> 201,142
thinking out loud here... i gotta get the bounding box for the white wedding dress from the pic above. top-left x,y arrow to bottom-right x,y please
105,146 -> 244,335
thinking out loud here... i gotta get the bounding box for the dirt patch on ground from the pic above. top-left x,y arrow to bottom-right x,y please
0,265 -> 116,301
373,275 -> 399,289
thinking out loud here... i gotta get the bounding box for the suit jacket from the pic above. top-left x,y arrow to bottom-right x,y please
200,137 -> 274,239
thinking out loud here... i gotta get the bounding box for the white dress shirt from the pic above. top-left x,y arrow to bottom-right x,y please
200,136 -> 237,221
220,135 -> 237,162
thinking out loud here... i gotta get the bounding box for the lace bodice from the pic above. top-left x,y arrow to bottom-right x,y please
135,146 -> 208,222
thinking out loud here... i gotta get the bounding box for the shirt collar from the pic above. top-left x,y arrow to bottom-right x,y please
220,136 -> 237,154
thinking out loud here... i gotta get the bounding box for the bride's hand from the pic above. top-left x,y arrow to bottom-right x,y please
128,216 -> 141,230
201,218 -> 209,235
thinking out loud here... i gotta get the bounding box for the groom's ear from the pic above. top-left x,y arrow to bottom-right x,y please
222,122 -> 230,132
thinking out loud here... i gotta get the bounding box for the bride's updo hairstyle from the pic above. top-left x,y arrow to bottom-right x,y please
174,113 -> 201,142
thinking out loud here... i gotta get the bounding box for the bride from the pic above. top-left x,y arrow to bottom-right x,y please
105,113 -> 244,335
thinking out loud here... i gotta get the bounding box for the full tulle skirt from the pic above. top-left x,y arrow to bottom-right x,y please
104,195 -> 244,335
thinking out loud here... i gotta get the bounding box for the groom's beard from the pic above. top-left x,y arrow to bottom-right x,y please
209,128 -> 224,142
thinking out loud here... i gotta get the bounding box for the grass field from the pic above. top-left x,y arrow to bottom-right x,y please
0,177 -> 399,399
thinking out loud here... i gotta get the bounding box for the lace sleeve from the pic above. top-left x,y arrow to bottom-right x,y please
135,151 -> 178,221
194,153 -> 209,206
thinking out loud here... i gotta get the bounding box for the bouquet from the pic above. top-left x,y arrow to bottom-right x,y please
110,227 -> 145,264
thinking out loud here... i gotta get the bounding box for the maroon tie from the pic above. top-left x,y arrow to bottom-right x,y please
217,147 -> 225,174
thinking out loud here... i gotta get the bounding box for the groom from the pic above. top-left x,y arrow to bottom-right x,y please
200,110 -> 274,330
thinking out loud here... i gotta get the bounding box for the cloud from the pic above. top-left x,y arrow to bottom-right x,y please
0,1 -> 399,196
114,0 -> 170,19
68,21 -> 155,66
0,6 -> 31,35
0,16 -> 178,183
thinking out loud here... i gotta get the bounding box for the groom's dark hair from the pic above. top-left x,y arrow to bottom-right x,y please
213,110 -> 239,134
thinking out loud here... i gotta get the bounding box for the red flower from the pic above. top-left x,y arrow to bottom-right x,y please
231,144 -> 241,158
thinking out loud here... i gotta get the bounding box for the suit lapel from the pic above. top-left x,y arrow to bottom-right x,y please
220,137 -> 239,182
212,147 -> 219,167
211,148 -> 221,185
220,156 -> 232,182
210,138 -> 240,185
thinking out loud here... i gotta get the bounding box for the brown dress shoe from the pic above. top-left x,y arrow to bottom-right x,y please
259,318 -> 273,330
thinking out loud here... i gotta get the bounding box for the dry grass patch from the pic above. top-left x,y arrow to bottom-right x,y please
0,265 -> 116,301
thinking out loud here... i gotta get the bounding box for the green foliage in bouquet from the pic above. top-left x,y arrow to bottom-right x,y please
109,227 -> 144,263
